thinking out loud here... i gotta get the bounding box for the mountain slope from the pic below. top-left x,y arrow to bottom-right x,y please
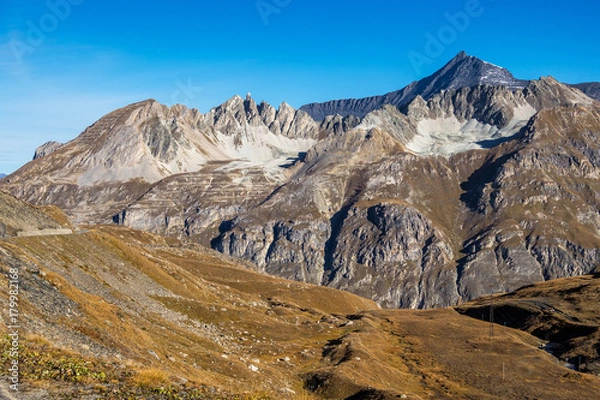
2,195 -> 600,399
0,191 -> 71,238
571,82 -> 600,102
299,51 -> 528,120
2,54 -> 600,310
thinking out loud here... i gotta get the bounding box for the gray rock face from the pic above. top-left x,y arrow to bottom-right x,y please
117,164 -> 285,244
457,105 -> 600,299
33,141 -> 63,160
326,203 -> 457,308
215,218 -> 330,285
571,82 -> 600,102
458,233 -> 600,301
300,51 -> 528,120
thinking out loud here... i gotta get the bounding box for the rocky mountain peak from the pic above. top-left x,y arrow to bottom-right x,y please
127,98 -> 163,113
403,95 -> 429,119
33,141 -> 64,160
257,100 -> 277,126
429,51 -> 528,91
219,94 -> 245,111
243,93 -> 260,122
277,101 -> 295,117
299,51 -> 529,121
524,76 -> 596,110
453,49 -> 469,60
124,99 -> 172,126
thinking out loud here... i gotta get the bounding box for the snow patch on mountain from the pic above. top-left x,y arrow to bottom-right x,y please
213,126 -> 316,164
406,104 -> 536,156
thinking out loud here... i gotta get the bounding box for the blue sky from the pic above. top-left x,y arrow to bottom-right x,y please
1,0 -> 600,173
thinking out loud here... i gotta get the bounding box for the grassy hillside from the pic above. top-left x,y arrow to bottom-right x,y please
1,192 -> 600,399
457,271 -> 600,376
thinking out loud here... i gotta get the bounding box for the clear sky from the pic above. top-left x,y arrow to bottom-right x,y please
1,0 -> 600,173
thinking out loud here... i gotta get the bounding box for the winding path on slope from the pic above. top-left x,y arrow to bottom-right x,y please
1,229 -> 90,240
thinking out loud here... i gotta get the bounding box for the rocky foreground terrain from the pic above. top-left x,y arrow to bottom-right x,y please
1,191 -> 600,399
2,52 -> 600,310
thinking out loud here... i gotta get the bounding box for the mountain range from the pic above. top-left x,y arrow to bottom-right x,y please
2,51 -> 600,310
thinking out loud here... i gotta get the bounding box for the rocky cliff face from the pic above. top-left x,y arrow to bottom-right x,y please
2,54 -> 600,309
457,105 -> 600,299
326,202 -> 457,308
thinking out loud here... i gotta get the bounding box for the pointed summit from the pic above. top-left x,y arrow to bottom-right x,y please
453,50 -> 469,60
300,52 -> 528,120
215,95 -> 245,114
432,51 -> 527,92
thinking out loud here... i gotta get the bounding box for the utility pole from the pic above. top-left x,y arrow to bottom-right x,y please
489,294 -> 494,339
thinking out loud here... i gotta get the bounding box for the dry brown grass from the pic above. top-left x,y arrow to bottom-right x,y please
458,273 -> 600,376
37,204 -> 73,228
133,368 -> 171,389
3,221 -> 600,399
308,308 -> 600,399
0,225 -> 379,398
